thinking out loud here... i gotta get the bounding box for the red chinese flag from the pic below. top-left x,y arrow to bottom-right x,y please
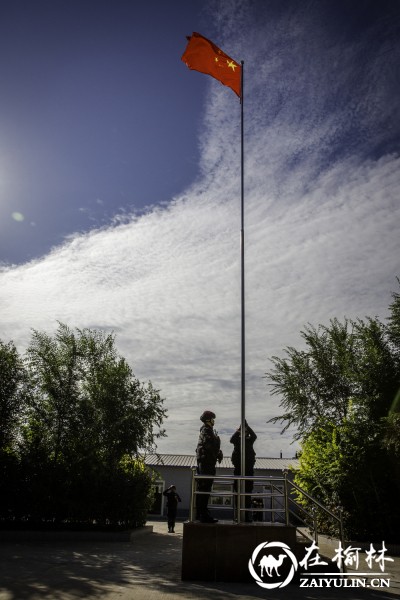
181,32 -> 241,98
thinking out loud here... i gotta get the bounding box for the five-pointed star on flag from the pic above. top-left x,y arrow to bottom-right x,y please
181,32 -> 241,98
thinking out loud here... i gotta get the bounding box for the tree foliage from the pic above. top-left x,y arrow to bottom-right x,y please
266,284 -> 400,541
0,340 -> 26,451
0,323 -> 166,528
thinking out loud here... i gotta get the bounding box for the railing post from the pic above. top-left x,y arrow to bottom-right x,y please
338,506 -> 344,546
312,506 -> 318,544
189,467 -> 197,522
283,469 -> 289,525
238,475 -> 242,524
271,481 -> 275,523
338,505 -> 345,572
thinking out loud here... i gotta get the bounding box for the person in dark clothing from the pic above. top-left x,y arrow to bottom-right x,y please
252,496 -> 264,522
196,410 -> 223,523
230,421 -> 257,522
163,485 -> 181,532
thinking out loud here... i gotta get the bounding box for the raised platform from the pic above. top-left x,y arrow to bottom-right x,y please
181,520 -> 297,582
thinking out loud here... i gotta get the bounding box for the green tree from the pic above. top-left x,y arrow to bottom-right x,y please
387,279 -> 400,354
16,322 -> 166,526
23,323 -> 166,464
267,317 -> 398,439
382,284 -> 400,485
294,415 -> 396,540
0,340 -> 26,451
24,324 -> 81,467
76,326 -> 166,466
266,286 -> 400,541
0,340 -> 27,520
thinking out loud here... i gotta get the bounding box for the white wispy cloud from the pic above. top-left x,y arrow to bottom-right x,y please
1,2 -> 399,459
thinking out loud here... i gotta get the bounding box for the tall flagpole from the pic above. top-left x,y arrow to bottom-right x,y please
181,34 -> 246,521
240,60 -> 246,516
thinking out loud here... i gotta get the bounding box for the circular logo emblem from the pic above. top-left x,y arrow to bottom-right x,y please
248,541 -> 298,589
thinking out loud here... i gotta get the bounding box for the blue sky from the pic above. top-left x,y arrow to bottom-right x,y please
1,0 -> 399,458
0,0 -> 208,263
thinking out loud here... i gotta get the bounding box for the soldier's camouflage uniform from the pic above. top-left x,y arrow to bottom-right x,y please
230,423 -> 257,521
196,423 -> 222,519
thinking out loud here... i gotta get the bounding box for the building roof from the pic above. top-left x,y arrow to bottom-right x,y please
144,453 -> 299,471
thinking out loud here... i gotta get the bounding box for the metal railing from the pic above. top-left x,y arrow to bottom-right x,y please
189,467 -> 344,549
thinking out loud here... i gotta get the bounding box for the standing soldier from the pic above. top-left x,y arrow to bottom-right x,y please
196,410 -> 223,523
162,485 -> 181,533
230,420 -> 257,522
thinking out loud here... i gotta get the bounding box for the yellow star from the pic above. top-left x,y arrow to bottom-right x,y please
227,60 -> 237,71
214,57 -> 219,62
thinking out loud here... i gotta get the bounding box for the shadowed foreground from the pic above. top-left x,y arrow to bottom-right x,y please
0,521 -> 399,600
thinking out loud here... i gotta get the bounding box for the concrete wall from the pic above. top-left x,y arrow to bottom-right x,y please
148,466 -> 194,517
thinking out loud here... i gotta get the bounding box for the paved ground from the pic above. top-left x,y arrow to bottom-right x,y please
0,520 -> 399,600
